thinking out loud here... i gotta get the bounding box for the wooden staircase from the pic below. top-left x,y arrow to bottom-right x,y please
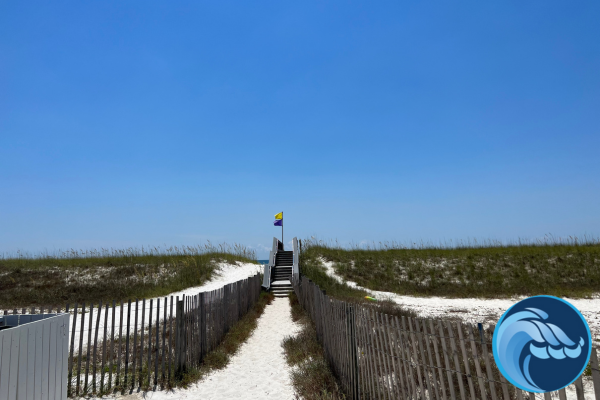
271,251 -> 293,297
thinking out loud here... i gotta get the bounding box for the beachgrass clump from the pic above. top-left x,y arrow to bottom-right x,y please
0,243 -> 257,308
301,236 -> 600,298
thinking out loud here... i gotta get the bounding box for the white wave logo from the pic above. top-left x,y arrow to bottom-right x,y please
495,307 -> 585,392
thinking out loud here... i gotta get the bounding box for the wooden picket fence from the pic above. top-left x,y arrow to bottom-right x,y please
0,273 -> 262,397
293,275 -> 600,400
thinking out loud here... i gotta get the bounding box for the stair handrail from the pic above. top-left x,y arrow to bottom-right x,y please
261,237 -> 282,290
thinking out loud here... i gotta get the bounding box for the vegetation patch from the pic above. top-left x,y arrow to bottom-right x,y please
301,237 -> 600,298
0,243 -> 256,308
283,292 -> 346,400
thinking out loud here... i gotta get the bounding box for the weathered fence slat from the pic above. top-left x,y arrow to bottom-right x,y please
393,315 -> 412,399
132,300 -> 139,390
590,348 -> 600,400
92,300 -> 102,393
377,311 -> 396,399
140,299 -> 146,388
479,324 -> 498,400
373,309 -> 389,399
467,324 -> 487,400
361,308 -> 378,400
428,319 -> 449,400
155,297 -> 160,386
421,318 -> 441,400
406,316 -> 427,399
84,301 -> 94,393
175,297 -> 183,377
415,318 -> 436,400
168,295 -> 174,384
116,300 -> 124,389
100,302 -> 109,392
558,388 -> 567,400
399,316 -> 419,399
383,314 -> 403,399
76,301 -> 85,395
456,322 -> 476,400
360,308 -> 377,399
148,298 -> 153,387
68,302 -> 78,396
446,321 -> 467,400
123,299 -> 132,394
575,375 -> 585,400
161,297 -> 167,387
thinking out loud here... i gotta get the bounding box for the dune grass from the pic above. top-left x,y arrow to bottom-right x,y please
301,236 -> 600,298
0,243 -> 257,308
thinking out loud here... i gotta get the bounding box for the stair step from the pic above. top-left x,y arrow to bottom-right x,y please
272,290 -> 293,295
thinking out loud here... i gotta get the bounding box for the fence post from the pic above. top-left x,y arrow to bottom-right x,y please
175,299 -> 186,378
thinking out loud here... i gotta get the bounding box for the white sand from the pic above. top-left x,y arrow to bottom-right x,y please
67,261 -> 263,350
94,297 -> 299,400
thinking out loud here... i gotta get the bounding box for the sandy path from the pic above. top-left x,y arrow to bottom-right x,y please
136,297 -> 299,400
66,261 -> 263,350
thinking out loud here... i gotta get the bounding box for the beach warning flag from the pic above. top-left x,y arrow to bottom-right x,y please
274,212 -> 283,226
274,212 -> 283,242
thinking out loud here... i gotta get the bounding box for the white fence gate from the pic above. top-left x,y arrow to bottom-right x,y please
0,314 -> 70,400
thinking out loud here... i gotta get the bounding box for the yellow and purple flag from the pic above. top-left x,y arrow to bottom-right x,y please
274,212 -> 283,226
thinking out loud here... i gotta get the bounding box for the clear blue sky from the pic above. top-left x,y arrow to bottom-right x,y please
1,1 -> 599,259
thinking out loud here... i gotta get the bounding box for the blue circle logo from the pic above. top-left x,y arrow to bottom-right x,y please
493,295 -> 591,393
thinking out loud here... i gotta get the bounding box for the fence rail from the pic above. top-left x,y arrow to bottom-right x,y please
293,274 -> 600,400
0,273 -> 262,397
